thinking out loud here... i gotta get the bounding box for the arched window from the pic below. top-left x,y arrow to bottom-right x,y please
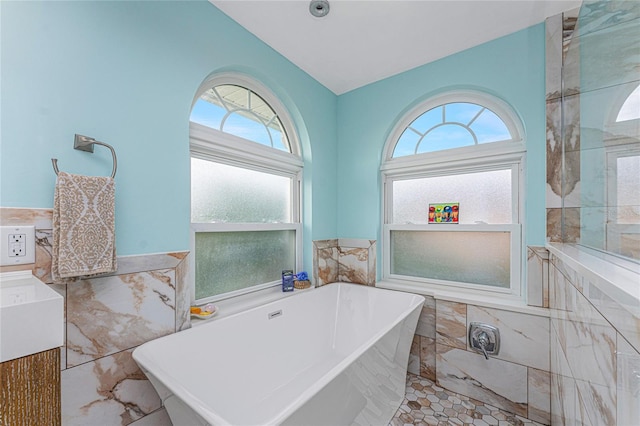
381,91 -> 525,296
393,102 -> 516,157
191,84 -> 291,151
616,85 -> 640,122
190,74 -> 302,302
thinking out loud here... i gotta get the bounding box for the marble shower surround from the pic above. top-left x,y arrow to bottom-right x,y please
0,207 -> 190,425
548,250 -> 640,425
313,238 -> 376,286
408,295 -> 552,425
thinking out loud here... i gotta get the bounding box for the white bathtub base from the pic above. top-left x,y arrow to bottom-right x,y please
134,283 -> 424,426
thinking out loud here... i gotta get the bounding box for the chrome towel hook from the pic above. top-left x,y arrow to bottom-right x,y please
52,134 -> 118,178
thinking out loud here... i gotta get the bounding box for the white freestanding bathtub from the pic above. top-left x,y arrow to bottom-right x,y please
133,283 -> 424,426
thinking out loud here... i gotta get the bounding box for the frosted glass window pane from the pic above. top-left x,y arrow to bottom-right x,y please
391,231 -> 510,288
191,158 -> 291,223
195,231 -> 296,299
617,155 -> 640,223
392,169 -> 512,224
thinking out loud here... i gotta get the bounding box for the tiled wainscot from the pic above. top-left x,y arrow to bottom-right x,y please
408,296 -> 552,425
0,208 -> 190,425
548,247 -> 640,425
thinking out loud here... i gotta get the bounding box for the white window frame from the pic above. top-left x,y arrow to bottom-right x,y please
190,74 -> 303,304
381,91 -> 525,297
603,133 -> 640,259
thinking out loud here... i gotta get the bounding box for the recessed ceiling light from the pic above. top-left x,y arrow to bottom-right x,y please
309,0 -> 330,18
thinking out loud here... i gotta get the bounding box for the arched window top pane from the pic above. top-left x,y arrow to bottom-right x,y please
616,85 -> 640,122
190,84 -> 290,152
391,101 -> 517,158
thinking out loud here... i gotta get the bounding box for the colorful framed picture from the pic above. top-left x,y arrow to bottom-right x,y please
428,203 -> 459,223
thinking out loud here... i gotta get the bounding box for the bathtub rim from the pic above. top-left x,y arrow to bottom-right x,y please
133,282 -> 425,426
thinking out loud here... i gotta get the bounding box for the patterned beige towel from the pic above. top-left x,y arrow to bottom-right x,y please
52,172 -> 117,281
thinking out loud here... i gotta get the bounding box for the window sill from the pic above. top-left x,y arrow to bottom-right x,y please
190,284 -> 315,326
376,280 -> 550,317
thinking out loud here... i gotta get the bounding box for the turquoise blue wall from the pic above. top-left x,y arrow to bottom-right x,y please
1,1 -> 548,276
336,24 -> 547,252
0,1 -> 338,269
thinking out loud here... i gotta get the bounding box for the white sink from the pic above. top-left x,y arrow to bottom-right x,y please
0,271 -> 64,363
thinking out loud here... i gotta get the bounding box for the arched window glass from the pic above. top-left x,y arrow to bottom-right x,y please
190,84 -> 290,151
616,85 -> 640,122
393,102 -> 515,157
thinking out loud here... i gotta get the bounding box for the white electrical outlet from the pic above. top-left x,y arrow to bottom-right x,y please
0,226 -> 36,266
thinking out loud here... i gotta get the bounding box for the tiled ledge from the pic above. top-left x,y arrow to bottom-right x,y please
546,243 -> 640,308
546,243 -> 640,352
377,280 -> 550,318
191,285 -> 315,325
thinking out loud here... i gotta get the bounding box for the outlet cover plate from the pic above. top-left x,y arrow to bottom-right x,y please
0,226 -> 36,266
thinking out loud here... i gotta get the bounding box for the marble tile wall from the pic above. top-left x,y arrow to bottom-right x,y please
0,207 -> 190,425
546,9 -> 582,244
313,238 -> 376,286
549,252 -> 640,425
545,4 -> 640,421
409,297 -> 552,424
527,246 -> 549,308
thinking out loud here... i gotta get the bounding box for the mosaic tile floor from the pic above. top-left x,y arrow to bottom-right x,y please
390,374 -> 546,426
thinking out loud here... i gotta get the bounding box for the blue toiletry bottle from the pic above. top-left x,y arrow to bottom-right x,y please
282,270 -> 294,292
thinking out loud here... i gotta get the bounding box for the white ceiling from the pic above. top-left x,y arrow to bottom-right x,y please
210,0 -> 581,95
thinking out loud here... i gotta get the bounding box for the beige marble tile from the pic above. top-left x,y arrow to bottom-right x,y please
617,333 -> 640,426
467,305 -> 550,371
562,10 -> 581,97
337,239 -> 376,286
527,246 -> 549,308
436,300 -> 467,350
546,208 -> 563,243
408,335 -> 420,376
528,368 -> 551,425
546,97 -> 563,208
415,296 -> 436,339
313,240 -> 338,286
549,257 -> 621,426
50,283 -> 67,370
436,344 -> 527,417
338,246 -> 370,285
563,208 -> 581,244
66,270 -> 176,366
175,254 -> 191,332
129,408 -> 172,426
575,378 -> 616,425
419,336 -> 436,382
34,229 -> 54,283
0,207 -> 53,228
550,372 -> 577,426
545,13 -> 563,101
61,349 -> 161,425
